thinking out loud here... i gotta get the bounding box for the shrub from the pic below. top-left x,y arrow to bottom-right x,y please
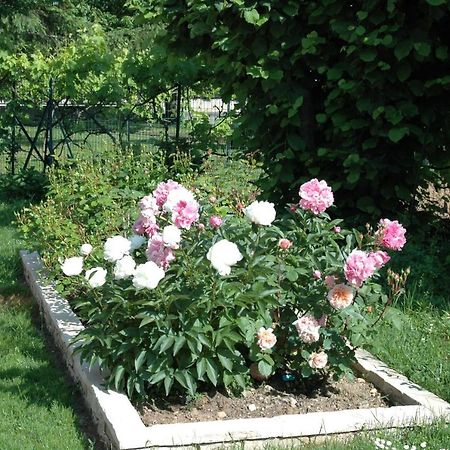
17,147 -> 170,265
59,177 -> 407,399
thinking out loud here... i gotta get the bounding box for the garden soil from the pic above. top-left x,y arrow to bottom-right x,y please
138,375 -> 389,425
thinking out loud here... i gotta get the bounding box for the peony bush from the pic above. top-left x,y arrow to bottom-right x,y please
61,178 -> 408,398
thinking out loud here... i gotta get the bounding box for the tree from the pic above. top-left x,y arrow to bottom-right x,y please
138,0 -> 450,218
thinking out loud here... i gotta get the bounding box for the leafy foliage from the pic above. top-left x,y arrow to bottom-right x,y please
140,0 -> 450,218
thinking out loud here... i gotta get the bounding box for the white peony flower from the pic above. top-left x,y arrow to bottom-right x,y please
244,200 -> 276,226
80,243 -> 93,256
104,236 -> 131,262
128,234 -> 147,251
162,225 -> 181,249
163,186 -> 196,212
132,261 -> 165,290
61,256 -> 83,276
207,239 -> 243,276
85,267 -> 107,288
113,255 -> 136,280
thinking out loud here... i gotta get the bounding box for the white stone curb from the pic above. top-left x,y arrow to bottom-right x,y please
21,250 -> 450,450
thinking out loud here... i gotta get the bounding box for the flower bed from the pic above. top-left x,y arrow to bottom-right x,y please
21,249 -> 450,449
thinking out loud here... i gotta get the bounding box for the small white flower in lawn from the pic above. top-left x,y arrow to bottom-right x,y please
80,243 -> 93,256
85,267 -> 107,288
61,256 -> 83,276
132,261 -> 165,290
128,234 -> 146,251
386,441 -> 392,447
244,200 -> 276,226
207,239 -> 243,276
162,225 -> 182,249
404,445 -> 409,450
104,235 -> 131,262
420,443 -> 427,449
113,255 -> 136,280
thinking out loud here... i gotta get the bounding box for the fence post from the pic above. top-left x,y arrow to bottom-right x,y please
175,84 -> 182,145
45,77 -> 55,168
10,83 -> 17,175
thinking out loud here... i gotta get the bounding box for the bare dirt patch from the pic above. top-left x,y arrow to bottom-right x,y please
138,375 -> 389,426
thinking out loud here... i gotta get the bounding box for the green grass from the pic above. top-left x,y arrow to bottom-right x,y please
0,200 -> 97,450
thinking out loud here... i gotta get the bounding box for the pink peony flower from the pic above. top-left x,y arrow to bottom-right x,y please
308,351 -> 328,369
152,180 -> 180,207
209,215 -> 223,229
146,234 -> 175,270
133,215 -> 159,237
369,250 -> 391,269
327,284 -> 354,309
256,327 -> 277,350
139,195 -> 159,214
278,238 -> 293,250
324,275 -> 336,289
299,179 -> 334,214
344,249 -> 376,287
313,270 -> 322,280
293,314 -> 321,344
376,219 -> 407,251
172,200 -> 200,229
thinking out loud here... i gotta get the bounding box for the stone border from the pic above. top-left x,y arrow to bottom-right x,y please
21,250 -> 450,450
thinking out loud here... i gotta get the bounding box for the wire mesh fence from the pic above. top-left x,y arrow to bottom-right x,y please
0,86 -> 237,175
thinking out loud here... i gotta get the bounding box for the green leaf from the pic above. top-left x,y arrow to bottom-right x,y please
217,350 -> 233,372
394,40 -> 413,60
414,42 -> 431,57
316,113 -> 327,124
347,171 -> 360,184
196,358 -> 207,379
159,335 -> 175,353
257,359 -> 273,377
243,9 -> 260,25
134,350 -> 147,372
114,365 -> 125,391
397,62 -> 411,82
426,0 -> 446,5
360,48 -> 377,62
173,335 -> 186,356
205,358 -> 218,386
164,373 -> 174,395
287,133 -> 305,151
388,127 -> 409,143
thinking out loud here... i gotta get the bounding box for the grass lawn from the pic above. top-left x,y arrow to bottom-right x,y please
0,192 -> 448,449
0,200 -> 98,450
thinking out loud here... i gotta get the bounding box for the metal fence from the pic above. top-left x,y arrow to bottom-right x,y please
0,83 -> 237,175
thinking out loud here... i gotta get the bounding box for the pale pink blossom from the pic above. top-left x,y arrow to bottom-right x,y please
318,314 -> 328,327
293,314 -> 321,343
133,215 -> 159,237
369,250 -> 391,269
139,195 -> 159,214
313,270 -> 322,280
152,180 -> 180,207
333,226 -> 341,233
376,219 -> 407,251
146,234 -> 175,270
209,215 -> 223,229
290,204 -> 298,212
308,351 -> 328,369
172,200 -> 200,229
324,275 -> 336,289
328,284 -> 354,309
278,238 -> 293,250
256,327 -> 277,350
198,223 -> 205,231
299,179 -> 334,214
344,249 -> 376,287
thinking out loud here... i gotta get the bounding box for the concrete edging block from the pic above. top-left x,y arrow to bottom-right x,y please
20,250 -> 450,450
